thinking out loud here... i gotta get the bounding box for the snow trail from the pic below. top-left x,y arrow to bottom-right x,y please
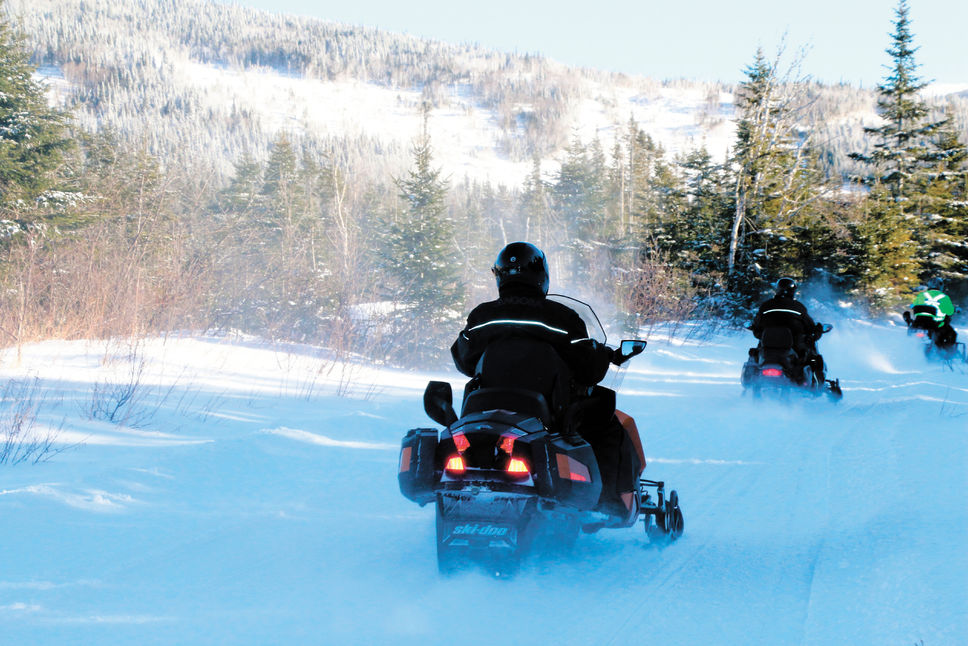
0,322 -> 965,645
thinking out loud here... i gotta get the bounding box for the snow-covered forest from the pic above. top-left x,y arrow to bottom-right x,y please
1,1 -> 967,643
0,0 -> 965,365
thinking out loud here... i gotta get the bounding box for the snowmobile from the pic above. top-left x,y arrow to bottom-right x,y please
740,323 -> 842,400
397,297 -> 683,575
902,311 -> 968,363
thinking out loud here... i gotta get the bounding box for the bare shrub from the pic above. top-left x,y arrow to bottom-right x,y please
85,342 -> 184,428
617,246 -> 723,341
0,213 -> 213,350
0,378 -> 66,465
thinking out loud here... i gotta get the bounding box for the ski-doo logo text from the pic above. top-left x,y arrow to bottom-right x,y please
452,523 -> 509,537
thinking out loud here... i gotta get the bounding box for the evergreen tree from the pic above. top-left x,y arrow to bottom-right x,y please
849,0 -> 947,202
670,147 -> 733,287
519,155 -> 554,248
920,114 -> 968,293
727,47 -> 824,301
381,114 -> 462,360
220,152 -> 264,215
0,3 -> 74,232
624,120 -> 666,239
551,133 -> 608,286
262,134 -> 301,233
848,0 -> 958,300
853,185 -> 920,307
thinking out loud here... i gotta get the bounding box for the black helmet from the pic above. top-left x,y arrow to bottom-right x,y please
775,277 -> 797,299
492,242 -> 549,295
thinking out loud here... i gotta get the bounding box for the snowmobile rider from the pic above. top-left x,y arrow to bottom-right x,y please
903,284 -> 958,348
751,277 -> 825,380
451,242 -> 645,523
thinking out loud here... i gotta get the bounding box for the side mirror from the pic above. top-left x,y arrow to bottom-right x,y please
613,339 -> 647,365
820,323 -> 833,334
423,381 -> 457,427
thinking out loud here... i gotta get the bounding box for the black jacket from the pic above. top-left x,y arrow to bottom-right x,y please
451,286 -> 612,387
752,296 -> 819,352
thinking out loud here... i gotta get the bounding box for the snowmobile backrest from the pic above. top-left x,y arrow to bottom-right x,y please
761,326 -> 794,350
476,337 -> 571,414
461,387 -> 553,428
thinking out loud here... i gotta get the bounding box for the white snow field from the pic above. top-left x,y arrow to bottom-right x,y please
0,319 -> 965,645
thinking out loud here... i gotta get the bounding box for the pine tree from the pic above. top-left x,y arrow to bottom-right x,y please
519,155 -> 554,248
0,3 -> 74,232
853,185 -> 920,308
220,151 -> 264,215
848,0 -> 958,300
381,113 -> 462,360
849,0 -> 946,202
551,133 -> 611,288
671,147 -> 733,287
920,115 -> 968,293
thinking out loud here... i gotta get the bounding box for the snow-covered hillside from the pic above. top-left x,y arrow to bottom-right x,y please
0,317 -> 965,644
174,62 -> 737,186
16,0 -> 968,187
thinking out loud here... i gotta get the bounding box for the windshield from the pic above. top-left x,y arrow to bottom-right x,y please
546,294 -> 606,344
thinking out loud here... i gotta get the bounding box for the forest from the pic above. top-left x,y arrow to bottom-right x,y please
1,0 -> 966,366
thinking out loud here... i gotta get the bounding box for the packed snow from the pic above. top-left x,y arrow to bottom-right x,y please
0,316 -> 966,645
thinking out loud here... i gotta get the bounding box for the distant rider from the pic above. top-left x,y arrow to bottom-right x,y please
903,284 -> 958,348
751,277 -> 825,381
451,242 -> 645,523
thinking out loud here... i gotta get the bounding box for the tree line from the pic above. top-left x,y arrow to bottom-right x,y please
1,0 -> 966,367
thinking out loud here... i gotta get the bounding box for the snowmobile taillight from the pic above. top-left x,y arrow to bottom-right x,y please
505,457 -> 530,478
445,455 -> 466,476
499,434 -> 516,454
453,432 -> 470,453
761,368 -> 783,377
916,332 -> 926,338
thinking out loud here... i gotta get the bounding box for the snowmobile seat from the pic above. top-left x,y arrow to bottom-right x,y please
460,387 -> 553,428
761,326 -> 794,350
474,337 -> 571,417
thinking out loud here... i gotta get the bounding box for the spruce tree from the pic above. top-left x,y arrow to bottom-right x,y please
671,147 -> 733,288
520,155 -> 554,248
381,113 -> 462,361
0,4 -> 73,231
849,0 -> 946,202
551,134 -> 607,285
848,0 -> 957,301
853,185 -> 920,308
920,115 -> 968,293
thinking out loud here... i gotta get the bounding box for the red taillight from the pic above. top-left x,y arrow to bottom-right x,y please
499,435 -> 516,454
916,332 -> 926,338
761,368 -> 783,377
445,455 -> 466,475
453,433 -> 469,453
506,457 -> 529,478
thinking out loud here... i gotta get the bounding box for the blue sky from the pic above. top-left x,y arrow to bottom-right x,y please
223,0 -> 966,87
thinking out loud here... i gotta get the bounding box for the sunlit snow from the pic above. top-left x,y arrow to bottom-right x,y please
1,318 -> 965,644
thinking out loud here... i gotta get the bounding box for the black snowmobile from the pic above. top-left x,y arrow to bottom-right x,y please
902,311 -> 968,363
397,298 -> 683,575
741,323 -> 842,400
